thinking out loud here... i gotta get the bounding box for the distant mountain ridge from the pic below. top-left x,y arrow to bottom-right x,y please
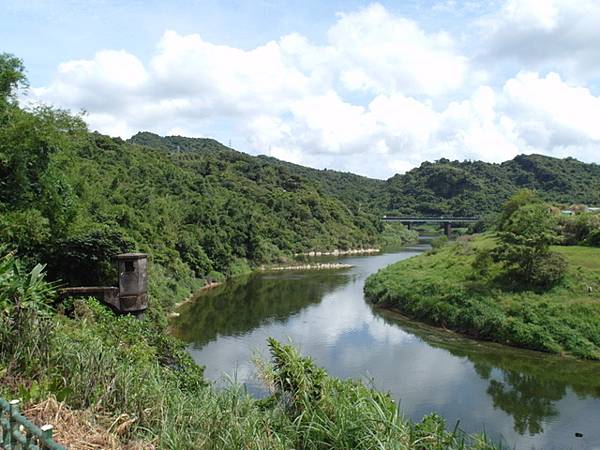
130,132 -> 600,217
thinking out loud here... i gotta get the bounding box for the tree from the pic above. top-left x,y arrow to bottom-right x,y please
492,200 -> 566,289
0,54 -> 87,266
0,53 -> 27,107
497,189 -> 542,230
47,228 -> 133,285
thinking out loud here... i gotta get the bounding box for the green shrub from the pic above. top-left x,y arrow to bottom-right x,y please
430,236 -> 449,252
0,249 -> 56,315
586,228 -> 600,246
559,213 -> 600,246
528,252 -> 568,289
268,337 -> 325,414
379,223 -> 419,247
206,270 -> 225,283
497,189 -> 542,230
228,257 -> 252,277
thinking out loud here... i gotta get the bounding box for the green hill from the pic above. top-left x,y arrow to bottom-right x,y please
129,132 -> 386,215
384,155 -> 600,216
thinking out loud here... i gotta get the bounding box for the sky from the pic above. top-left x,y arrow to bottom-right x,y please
3,0 -> 600,179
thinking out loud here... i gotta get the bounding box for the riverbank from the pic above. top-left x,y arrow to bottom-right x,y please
364,234 -> 600,360
291,223 -> 418,257
294,248 -> 380,257
169,281 -> 222,317
260,262 -> 353,271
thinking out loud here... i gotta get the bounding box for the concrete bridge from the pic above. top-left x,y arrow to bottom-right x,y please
382,216 -> 480,237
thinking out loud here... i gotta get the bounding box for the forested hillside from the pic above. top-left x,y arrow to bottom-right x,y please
385,155 -> 600,216
1,123 -> 385,307
133,132 -> 600,220
129,132 -> 386,215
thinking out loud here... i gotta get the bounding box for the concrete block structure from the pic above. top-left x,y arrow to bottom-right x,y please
60,253 -> 148,315
116,253 -> 148,312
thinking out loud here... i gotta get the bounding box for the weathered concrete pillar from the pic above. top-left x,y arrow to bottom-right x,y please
116,253 -> 148,314
407,222 -> 412,230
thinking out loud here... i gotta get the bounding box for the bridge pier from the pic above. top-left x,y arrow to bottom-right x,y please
443,222 -> 452,238
406,222 -> 412,230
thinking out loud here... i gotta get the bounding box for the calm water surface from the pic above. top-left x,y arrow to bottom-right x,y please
173,243 -> 600,450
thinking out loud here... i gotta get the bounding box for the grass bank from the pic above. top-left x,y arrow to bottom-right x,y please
364,234 -> 600,360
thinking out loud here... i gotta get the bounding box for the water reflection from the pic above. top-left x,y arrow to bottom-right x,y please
487,372 -> 562,435
173,271 -> 347,346
172,247 -> 600,450
375,310 -> 600,445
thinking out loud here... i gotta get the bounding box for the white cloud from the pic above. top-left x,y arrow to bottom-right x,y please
289,91 -> 379,155
480,0 -> 600,81
501,71 -> 600,159
27,2 -> 600,178
150,30 -> 312,115
32,49 -> 148,113
329,3 -> 468,96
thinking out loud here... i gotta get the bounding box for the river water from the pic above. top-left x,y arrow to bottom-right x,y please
172,243 -> 600,450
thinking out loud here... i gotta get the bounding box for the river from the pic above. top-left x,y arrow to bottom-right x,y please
172,242 -> 600,450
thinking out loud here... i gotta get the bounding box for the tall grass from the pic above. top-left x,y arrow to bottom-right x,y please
0,249 -> 55,377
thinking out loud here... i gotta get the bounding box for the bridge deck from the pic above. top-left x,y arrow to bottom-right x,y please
382,216 -> 479,223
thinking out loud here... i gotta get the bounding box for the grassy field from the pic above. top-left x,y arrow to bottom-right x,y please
364,234 -> 600,359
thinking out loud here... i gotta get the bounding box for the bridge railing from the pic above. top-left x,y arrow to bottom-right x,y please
0,398 -> 65,450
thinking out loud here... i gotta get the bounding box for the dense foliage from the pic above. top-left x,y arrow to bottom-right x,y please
3,124 -> 386,280
559,213 -> 600,247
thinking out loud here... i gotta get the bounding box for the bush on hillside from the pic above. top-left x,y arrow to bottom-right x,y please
559,213 -> 600,247
496,189 -> 542,230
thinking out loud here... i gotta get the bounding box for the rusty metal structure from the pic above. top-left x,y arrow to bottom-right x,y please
60,253 -> 148,315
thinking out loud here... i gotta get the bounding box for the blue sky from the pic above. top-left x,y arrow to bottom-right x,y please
3,0 -> 600,178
